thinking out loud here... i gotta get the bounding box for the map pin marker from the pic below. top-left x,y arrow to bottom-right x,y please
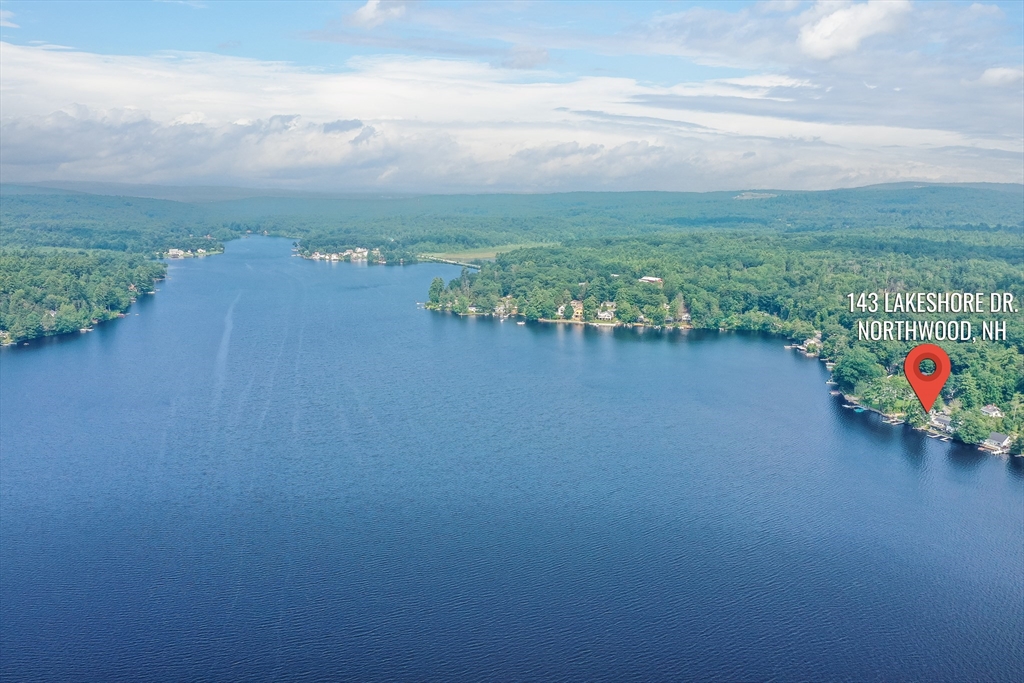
904,343 -> 951,412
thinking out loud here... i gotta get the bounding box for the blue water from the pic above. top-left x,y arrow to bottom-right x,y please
2,237 -> 1022,682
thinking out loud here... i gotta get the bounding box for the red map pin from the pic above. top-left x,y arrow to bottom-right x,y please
904,343 -> 951,412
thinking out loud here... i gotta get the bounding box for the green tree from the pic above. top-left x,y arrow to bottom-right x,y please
428,277 -> 444,305
54,303 -> 83,334
10,311 -> 42,342
616,301 -> 639,323
643,304 -> 666,326
951,373 -> 982,409
907,405 -> 929,429
832,347 -> 885,394
953,411 -> 989,444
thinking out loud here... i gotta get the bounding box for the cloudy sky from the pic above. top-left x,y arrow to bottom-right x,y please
0,0 -> 1021,192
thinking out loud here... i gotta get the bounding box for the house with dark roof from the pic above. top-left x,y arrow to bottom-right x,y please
982,432 -> 1012,453
931,414 -> 953,433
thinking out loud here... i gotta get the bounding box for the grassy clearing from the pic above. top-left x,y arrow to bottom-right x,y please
421,243 -> 556,262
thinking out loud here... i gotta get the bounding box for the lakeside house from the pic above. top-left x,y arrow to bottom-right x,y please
167,248 -> 185,258
569,300 -> 583,320
980,404 -> 1004,418
982,432 -> 1012,454
493,296 -> 517,318
597,301 -> 617,321
930,414 -> 954,433
308,247 -> 372,262
803,332 -> 822,347
795,331 -> 823,356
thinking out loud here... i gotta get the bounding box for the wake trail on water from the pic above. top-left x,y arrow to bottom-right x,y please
211,291 -> 242,414
229,270 -> 292,434
252,272 -> 300,436
289,280 -> 308,440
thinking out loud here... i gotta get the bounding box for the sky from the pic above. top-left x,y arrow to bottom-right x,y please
0,0 -> 1021,193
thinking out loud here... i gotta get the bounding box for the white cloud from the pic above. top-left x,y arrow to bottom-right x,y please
979,67 -> 1024,86
967,3 -> 1003,17
756,1 -> 802,13
798,0 -> 911,60
717,75 -> 813,89
350,0 -> 407,29
0,10 -> 19,28
0,0 -> 1021,193
499,45 -> 549,70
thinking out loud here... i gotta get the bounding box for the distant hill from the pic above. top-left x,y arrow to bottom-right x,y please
2,182 -> 1021,257
7,179 -> 1023,201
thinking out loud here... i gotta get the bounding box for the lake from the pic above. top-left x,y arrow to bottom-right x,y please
2,236 -> 1021,682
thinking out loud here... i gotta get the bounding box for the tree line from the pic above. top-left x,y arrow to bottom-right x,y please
0,249 -> 165,343
426,228 -> 1023,448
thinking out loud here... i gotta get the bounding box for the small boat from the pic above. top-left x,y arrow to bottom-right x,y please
853,407 -> 866,413
517,321 -> 525,325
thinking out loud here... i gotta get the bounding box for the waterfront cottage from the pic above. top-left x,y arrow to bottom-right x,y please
983,432 -> 1012,453
931,414 -> 954,433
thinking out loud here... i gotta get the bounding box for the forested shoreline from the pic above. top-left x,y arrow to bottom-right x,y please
0,250 -> 165,343
425,227 -> 1024,450
2,183 -> 1022,451
0,188 -> 243,344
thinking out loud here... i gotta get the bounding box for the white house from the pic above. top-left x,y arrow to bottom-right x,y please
980,404 -> 1004,418
983,432 -> 1012,453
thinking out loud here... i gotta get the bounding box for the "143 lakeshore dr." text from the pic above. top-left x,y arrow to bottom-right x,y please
847,291 -> 1017,342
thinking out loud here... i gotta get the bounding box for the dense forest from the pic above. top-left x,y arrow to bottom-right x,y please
0,249 -> 165,343
2,182 -> 1023,450
426,225 -> 1024,449
0,187 -> 247,344
5,182 -> 1021,259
